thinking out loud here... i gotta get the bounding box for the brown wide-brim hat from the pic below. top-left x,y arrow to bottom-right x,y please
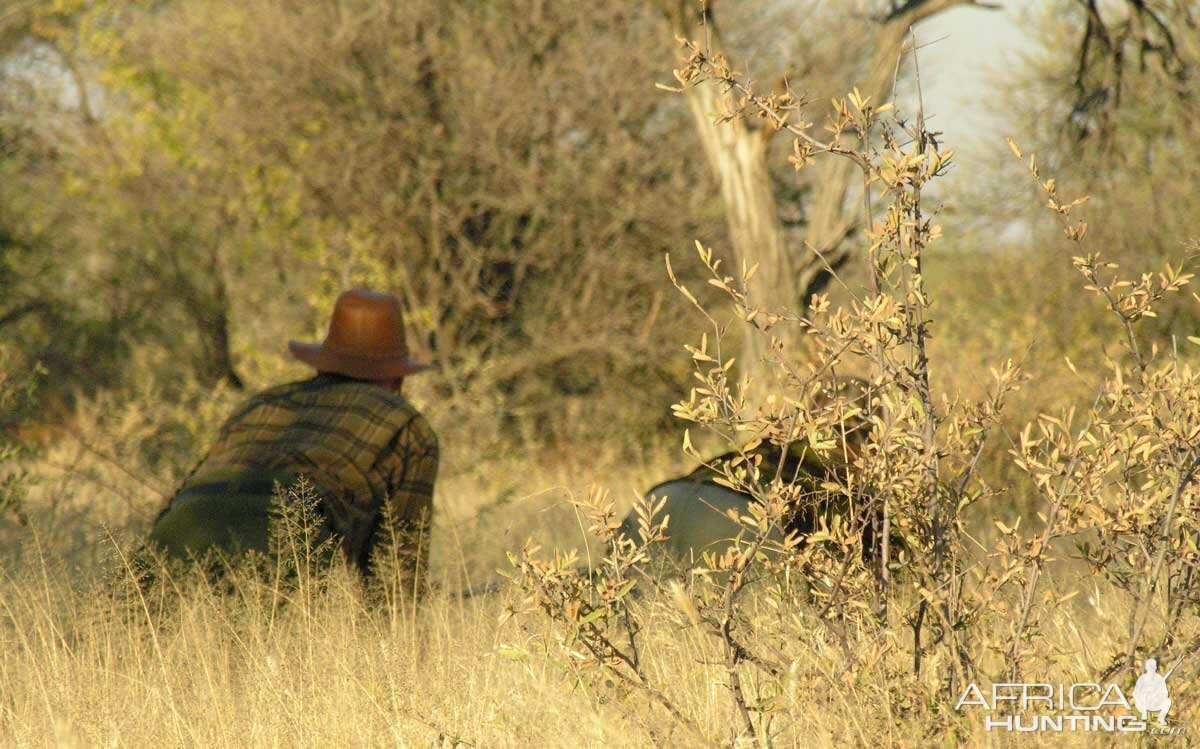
288,289 -> 435,380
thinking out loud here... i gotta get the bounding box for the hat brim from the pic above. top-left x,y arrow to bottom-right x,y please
288,341 -> 436,380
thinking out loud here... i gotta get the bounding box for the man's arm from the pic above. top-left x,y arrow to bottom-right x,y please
368,415 -> 439,600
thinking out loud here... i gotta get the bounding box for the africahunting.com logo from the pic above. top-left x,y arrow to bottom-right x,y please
955,656 -> 1186,735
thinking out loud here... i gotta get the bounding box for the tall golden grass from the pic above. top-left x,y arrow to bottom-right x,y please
2,529 -> 1172,748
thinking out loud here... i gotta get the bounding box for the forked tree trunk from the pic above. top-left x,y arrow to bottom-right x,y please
802,4 -> 959,275
664,0 -> 987,380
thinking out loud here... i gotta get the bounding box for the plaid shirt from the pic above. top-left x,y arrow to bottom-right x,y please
163,373 -> 438,586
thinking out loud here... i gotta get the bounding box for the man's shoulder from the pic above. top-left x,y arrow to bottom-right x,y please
319,379 -> 427,420
305,378 -> 437,447
229,377 -> 430,431
400,405 -> 438,452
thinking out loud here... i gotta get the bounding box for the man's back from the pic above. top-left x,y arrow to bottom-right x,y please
146,289 -> 439,591
177,373 -> 438,572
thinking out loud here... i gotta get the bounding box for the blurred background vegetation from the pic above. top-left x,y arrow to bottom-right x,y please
0,0 -> 1196,579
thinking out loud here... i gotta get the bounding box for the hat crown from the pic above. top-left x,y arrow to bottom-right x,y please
322,289 -> 409,359
288,289 -> 432,379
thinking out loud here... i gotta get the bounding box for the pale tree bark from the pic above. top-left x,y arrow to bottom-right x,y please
680,70 -> 794,372
662,0 -> 996,378
802,1 -> 997,289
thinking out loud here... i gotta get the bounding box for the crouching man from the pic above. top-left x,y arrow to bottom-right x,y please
146,289 -> 438,595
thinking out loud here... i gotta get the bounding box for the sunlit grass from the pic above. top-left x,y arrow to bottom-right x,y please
1,527 -> 1187,748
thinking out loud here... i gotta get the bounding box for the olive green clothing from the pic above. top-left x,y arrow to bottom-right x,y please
149,373 -> 438,587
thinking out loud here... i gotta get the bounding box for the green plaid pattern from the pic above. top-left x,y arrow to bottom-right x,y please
155,373 -> 438,585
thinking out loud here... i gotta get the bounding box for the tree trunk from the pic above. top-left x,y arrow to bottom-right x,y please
191,243 -> 245,391
665,0 -> 986,380
802,4 -> 957,279
682,76 -> 793,374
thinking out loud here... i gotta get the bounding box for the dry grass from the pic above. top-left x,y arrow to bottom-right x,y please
1,307 -> 1196,746
0,511 -> 1191,748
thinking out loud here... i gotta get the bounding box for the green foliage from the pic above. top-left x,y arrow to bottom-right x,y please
0,0 -> 725,467
1,2 -> 1199,745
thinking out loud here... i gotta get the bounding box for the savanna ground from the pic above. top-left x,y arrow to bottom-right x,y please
3,0 -> 1200,746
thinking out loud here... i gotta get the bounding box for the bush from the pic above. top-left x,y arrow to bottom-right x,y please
504,40 -> 1200,746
